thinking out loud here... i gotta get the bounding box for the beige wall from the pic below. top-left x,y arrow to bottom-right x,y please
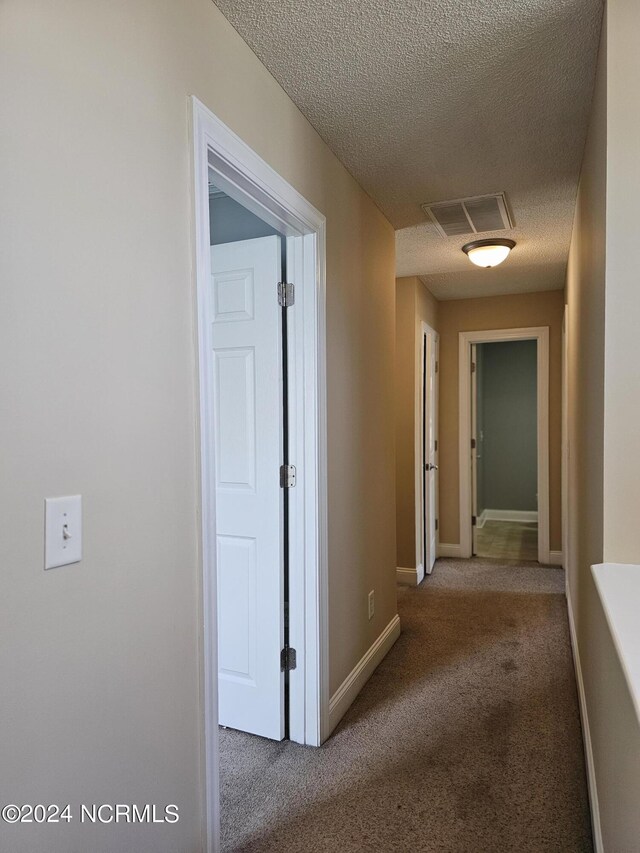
564,12 -> 606,633
566,5 -> 640,848
395,277 -> 438,570
0,2 -> 396,850
437,291 -> 564,551
602,0 -> 640,564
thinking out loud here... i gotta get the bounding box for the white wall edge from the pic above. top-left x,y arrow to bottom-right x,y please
327,615 -> 401,737
396,565 -> 425,586
437,543 -> 462,558
482,509 -> 539,524
566,591 -> 604,853
548,550 -> 564,566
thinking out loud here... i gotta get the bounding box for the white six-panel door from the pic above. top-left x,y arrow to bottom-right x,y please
210,236 -> 285,741
427,331 -> 438,573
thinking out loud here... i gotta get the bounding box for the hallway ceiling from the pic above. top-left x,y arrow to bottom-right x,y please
213,0 -> 603,300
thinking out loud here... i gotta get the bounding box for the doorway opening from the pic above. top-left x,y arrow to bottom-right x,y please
209,182 -> 290,740
192,98 -> 329,852
472,340 -> 538,561
458,327 -> 550,564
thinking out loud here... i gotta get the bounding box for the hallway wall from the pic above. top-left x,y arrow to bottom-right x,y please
0,2 -> 396,850
436,291 -> 564,552
395,276 -> 438,571
566,4 -> 640,848
602,0 -> 640,564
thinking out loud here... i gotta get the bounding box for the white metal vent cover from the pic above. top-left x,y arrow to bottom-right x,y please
421,192 -> 513,238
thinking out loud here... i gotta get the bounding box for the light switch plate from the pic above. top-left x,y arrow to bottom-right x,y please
45,495 -> 82,570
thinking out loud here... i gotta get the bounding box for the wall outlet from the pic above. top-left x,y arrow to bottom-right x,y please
368,589 -> 375,620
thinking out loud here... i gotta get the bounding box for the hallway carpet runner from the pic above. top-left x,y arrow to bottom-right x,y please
220,558 -> 593,852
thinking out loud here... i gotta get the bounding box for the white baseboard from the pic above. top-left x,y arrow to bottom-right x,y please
566,591 -> 603,852
482,509 -> 538,523
396,564 -> 424,586
437,542 -> 462,558
549,550 -> 563,566
327,614 -> 401,736
477,509 -> 488,528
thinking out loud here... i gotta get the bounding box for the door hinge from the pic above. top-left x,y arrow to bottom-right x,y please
435,518 -> 439,531
471,438 -> 476,450
280,645 -> 297,671
471,362 -> 476,373
277,281 -> 295,307
435,360 -> 439,374
472,515 -> 477,527
280,464 -> 296,488
434,439 -> 438,452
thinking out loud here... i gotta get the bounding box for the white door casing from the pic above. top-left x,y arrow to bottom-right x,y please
193,96 -> 329,853
211,236 -> 284,740
458,327 -> 550,563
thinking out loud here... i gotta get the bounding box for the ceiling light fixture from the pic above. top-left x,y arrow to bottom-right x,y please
462,238 -> 516,268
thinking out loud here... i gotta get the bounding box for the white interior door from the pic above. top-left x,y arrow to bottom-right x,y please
211,235 -> 285,741
423,329 -> 439,573
471,343 -> 478,556
427,332 -> 438,572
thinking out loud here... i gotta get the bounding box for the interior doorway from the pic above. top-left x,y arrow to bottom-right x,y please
209,185 -> 288,740
193,98 -> 329,851
458,327 -> 550,563
471,340 -> 539,561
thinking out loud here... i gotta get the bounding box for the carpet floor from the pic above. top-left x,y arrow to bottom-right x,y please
220,558 -> 593,852
475,520 -> 539,561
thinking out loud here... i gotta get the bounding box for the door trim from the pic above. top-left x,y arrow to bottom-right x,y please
192,97 -> 329,853
458,327 -> 550,563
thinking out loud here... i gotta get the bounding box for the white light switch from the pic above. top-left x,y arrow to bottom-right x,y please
45,495 -> 82,570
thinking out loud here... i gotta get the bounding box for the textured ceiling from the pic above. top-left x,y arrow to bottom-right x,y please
214,0 -> 603,300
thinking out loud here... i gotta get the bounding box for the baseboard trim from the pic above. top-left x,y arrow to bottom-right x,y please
566,591 -> 603,852
482,509 -> 539,523
477,509 -> 488,528
327,614 -> 401,736
396,565 -> 425,586
549,550 -> 563,566
437,543 -> 462,558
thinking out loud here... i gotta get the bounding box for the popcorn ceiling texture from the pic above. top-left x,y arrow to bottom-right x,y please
213,0 -> 603,298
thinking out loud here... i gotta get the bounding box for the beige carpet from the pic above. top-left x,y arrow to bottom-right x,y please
220,558 -> 593,852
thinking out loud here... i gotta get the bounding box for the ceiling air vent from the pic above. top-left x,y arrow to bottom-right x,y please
421,193 -> 513,238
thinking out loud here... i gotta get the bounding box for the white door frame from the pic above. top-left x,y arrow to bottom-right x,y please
458,327 -> 550,563
416,321 -> 439,577
192,97 -> 329,853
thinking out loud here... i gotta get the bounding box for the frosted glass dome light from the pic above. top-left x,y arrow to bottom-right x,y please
462,238 -> 516,268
